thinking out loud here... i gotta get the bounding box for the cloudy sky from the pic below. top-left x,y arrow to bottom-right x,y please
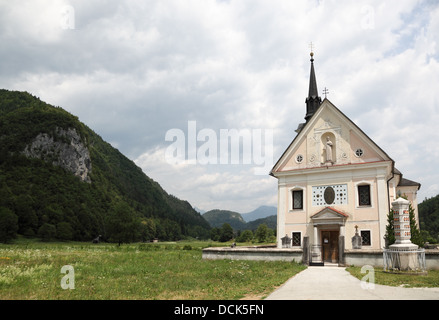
1,0 -> 438,213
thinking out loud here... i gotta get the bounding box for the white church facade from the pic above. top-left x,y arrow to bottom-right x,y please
270,52 -> 421,264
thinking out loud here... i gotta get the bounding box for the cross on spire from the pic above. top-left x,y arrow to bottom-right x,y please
323,87 -> 329,99
309,42 -> 315,60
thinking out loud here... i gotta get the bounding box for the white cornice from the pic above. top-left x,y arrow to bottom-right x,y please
272,160 -> 393,179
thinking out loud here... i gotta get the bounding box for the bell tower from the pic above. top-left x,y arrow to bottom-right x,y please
304,50 -> 322,122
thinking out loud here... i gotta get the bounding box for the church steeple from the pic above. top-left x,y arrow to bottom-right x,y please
304,50 -> 322,122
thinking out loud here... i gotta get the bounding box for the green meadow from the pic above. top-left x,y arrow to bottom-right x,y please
0,240 -> 305,300
346,266 -> 439,288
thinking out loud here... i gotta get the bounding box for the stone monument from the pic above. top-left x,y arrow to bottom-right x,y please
352,225 -> 362,249
281,234 -> 291,248
390,198 -> 418,251
383,197 -> 426,273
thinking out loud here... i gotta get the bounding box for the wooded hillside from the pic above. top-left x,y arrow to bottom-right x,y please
0,89 -> 211,243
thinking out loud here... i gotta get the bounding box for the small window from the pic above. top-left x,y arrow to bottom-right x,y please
361,230 -> 371,246
292,232 -> 301,246
358,185 -> 371,206
292,190 -> 303,210
296,154 -> 303,163
355,148 -> 364,157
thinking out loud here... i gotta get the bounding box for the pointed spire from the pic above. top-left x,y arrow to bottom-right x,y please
305,49 -> 322,122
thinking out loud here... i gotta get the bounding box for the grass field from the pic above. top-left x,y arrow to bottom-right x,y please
0,240 -> 306,300
346,266 -> 439,288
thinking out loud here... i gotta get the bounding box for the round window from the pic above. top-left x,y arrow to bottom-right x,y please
324,187 -> 335,205
355,148 -> 364,157
296,154 -> 304,163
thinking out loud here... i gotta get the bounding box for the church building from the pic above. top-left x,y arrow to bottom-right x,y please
270,51 -> 421,264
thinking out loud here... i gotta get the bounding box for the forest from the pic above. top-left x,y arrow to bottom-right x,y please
419,194 -> 439,244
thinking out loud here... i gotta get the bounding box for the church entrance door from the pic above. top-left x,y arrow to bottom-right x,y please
322,230 -> 339,263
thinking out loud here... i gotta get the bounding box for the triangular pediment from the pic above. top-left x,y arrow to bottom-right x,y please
270,99 -> 393,176
311,207 -> 349,220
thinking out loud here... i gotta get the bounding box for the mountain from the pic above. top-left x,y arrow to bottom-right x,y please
202,209 -> 246,230
241,205 -> 277,222
194,207 -> 206,215
202,208 -> 277,231
245,215 -> 277,230
0,89 -> 211,242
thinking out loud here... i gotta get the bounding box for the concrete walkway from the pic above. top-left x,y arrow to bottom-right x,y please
265,266 -> 439,300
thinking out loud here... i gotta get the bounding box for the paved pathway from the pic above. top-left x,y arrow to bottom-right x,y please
265,266 -> 439,300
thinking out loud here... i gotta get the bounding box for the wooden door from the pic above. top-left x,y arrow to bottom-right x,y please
322,231 -> 339,263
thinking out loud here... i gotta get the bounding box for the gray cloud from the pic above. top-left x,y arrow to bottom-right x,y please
1,0 -> 438,211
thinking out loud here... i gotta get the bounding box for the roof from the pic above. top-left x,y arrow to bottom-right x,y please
398,177 -> 421,188
270,98 -> 395,176
393,167 -> 421,190
311,206 -> 350,219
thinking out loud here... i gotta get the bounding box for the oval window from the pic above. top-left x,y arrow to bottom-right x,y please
324,187 -> 335,205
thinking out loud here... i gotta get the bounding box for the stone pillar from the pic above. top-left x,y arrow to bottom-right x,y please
377,174 -> 389,248
302,236 -> 309,265
277,184 -> 286,248
313,226 -> 318,245
388,197 -> 420,272
338,235 -> 345,266
390,197 -> 417,250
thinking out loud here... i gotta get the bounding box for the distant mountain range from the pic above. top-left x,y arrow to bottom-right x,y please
241,205 -> 277,222
202,205 -> 277,231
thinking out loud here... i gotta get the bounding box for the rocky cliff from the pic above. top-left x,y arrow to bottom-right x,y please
22,127 -> 92,183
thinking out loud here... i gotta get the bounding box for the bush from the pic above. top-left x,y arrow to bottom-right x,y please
183,245 -> 192,250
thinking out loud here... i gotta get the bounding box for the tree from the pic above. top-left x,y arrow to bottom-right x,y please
56,222 -> 74,241
0,207 -> 18,243
255,224 -> 269,243
236,230 -> 253,243
219,223 -> 234,242
106,201 -> 141,245
38,223 -> 56,242
384,209 -> 395,248
409,202 -> 423,247
210,227 -> 220,241
140,218 -> 156,242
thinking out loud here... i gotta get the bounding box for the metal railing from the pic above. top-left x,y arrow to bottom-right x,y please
383,248 -> 426,273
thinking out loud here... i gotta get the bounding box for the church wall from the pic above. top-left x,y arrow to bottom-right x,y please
278,136 -> 307,171
276,162 -> 392,250
349,130 -> 384,163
